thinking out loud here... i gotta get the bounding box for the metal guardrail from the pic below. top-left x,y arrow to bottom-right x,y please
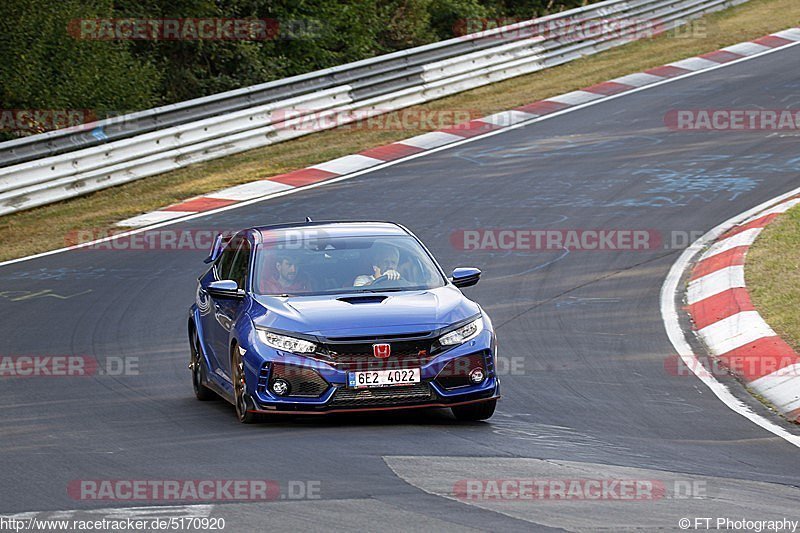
0,0 -> 749,215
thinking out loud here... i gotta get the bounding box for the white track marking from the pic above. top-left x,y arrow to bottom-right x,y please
610,72 -> 664,87
661,183 -> 800,448
396,131 -> 463,149
480,110 -> 538,126
205,180 -> 293,201
697,311 -> 776,354
773,28 -> 800,41
547,90 -> 605,105
752,365 -> 800,409
722,42 -> 771,56
117,210 -> 194,227
310,154 -> 383,175
686,265 -> 746,305
700,227 -> 762,260
742,197 -> 800,223
669,57 -> 721,71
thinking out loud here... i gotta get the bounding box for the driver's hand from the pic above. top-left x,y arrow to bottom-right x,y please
383,269 -> 401,281
372,266 -> 402,282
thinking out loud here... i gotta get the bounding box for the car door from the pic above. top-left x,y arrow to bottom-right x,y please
197,234 -> 239,378
209,233 -> 252,380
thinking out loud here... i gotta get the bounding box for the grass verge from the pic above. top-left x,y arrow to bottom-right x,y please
2,0 -> 800,262
746,204 -> 800,352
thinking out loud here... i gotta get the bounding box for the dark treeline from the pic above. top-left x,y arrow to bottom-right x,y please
0,0 -> 594,137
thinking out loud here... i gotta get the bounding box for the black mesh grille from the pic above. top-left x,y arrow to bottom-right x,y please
330,383 -> 433,407
318,336 -> 438,372
435,353 -> 486,390
269,363 -> 330,398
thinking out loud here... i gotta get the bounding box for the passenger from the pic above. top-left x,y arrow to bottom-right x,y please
261,253 -> 310,294
398,256 -> 422,283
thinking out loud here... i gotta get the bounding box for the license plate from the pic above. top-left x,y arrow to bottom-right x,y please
348,368 -> 420,388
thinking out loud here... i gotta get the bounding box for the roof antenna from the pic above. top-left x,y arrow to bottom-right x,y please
305,216 -> 313,222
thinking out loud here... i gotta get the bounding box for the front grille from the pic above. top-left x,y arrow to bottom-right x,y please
329,382 -> 433,408
435,352 -> 487,390
318,335 -> 440,372
325,332 -> 432,342
269,363 -> 330,398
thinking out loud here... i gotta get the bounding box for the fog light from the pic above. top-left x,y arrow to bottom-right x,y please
469,368 -> 485,384
271,379 -> 290,396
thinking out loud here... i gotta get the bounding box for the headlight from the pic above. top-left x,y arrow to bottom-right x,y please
257,329 -> 316,354
439,317 -> 483,346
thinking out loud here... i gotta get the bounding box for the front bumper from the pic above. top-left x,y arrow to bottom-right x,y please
249,387 -> 500,415
245,329 -> 499,414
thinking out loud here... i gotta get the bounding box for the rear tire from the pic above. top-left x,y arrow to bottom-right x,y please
232,344 -> 260,424
191,328 -> 216,401
451,399 -> 496,421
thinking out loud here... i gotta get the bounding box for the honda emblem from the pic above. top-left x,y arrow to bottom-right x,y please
373,343 -> 391,358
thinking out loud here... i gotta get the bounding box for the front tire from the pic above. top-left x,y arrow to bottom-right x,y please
232,344 -> 260,424
451,399 -> 496,421
191,328 -> 216,401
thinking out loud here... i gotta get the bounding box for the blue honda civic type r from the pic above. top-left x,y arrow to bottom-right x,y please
188,221 -> 499,423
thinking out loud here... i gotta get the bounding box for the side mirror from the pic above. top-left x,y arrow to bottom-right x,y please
207,280 -> 245,299
451,267 -> 481,288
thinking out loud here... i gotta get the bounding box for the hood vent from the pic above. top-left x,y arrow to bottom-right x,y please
337,295 -> 388,305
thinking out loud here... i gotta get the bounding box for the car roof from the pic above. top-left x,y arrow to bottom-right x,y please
252,221 -> 410,242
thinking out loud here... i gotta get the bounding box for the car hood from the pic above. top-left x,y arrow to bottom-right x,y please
251,285 -> 480,337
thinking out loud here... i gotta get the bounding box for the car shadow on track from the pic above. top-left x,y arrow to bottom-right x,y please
191,396 -> 495,428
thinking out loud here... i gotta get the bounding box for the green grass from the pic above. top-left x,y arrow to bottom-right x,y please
746,204 -> 800,352
1,0 -> 800,262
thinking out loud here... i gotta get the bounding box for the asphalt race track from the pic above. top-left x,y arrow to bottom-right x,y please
2,45 -> 800,531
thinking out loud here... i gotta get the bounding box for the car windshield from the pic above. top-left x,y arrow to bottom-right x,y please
254,234 -> 446,296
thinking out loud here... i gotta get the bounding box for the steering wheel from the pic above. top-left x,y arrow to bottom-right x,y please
370,274 -> 416,288
369,273 -> 394,285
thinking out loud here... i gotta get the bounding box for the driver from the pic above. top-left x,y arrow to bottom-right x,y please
261,252 -> 310,294
353,243 -> 402,287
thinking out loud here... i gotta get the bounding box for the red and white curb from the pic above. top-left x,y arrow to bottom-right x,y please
117,27 -> 800,228
686,197 -> 800,423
